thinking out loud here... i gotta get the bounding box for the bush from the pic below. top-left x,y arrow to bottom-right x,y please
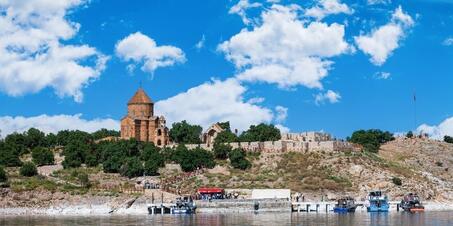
169,120 -> 203,144
392,177 -> 402,186
20,162 -> 38,177
0,166 -> 7,183
62,141 -> 89,169
85,153 -> 98,167
239,123 -> 281,142
348,129 -> 394,153
444,136 -> 453,144
406,131 -> 414,138
144,159 -> 161,176
0,142 -> 22,167
32,147 -> 54,166
229,148 -> 251,170
214,130 -> 238,143
120,157 -> 144,178
77,172 -> 91,188
213,142 -> 232,160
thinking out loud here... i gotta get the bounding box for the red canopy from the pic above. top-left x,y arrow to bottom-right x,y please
198,188 -> 224,194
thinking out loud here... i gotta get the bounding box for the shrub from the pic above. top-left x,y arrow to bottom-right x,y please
444,136 -> 453,144
85,153 -> 98,167
20,162 -> 38,177
406,131 -> 414,138
229,148 -> 251,170
169,120 -> 202,144
213,142 -> 232,160
392,177 -> 402,186
32,147 -> 54,166
77,172 -> 91,188
239,123 -> 281,142
120,157 -> 144,178
0,166 -> 7,183
0,143 -> 22,167
436,161 -> 443,167
144,159 -> 161,176
348,129 -> 394,153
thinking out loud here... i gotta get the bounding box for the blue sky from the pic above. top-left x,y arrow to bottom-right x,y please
1,0 -> 453,139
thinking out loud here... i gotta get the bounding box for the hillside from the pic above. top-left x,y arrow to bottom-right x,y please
168,137 -> 453,202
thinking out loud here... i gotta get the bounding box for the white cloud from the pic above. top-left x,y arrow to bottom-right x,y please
417,117 -> 453,139
0,0 -> 108,102
305,0 -> 354,20
275,124 -> 290,133
247,97 -> 265,104
219,4 -> 351,89
443,37 -> 453,46
155,78 -> 274,132
0,114 -> 119,138
275,106 -> 288,122
374,71 -> 391,79
354,6 -> 414,66
115,32 -> 186,74
195,34 -> 206,50
315,90 -> 341,105
229,0 -> 262,25
367,0 -> 391,5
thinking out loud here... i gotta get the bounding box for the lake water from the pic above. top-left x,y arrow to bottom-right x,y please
1,212 -> 453,226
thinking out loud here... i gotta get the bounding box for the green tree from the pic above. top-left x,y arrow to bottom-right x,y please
4,133 -> 27,155
62,141 -> 89,168
229,148 -> 251,170
92,129 -> 120,140
31,147 -> 54,166
0,166 -> 7,183
25,128 -> 46,149
213,142 -> 232,160
214,130 -> 238,143
444,135 -> 453,144
85,153 -> 98,167
141,143 -> 164,175
0,142 -> 22,167
406,131 -> 414,138
120,157 -> 144,178
348,129 -> 394,153
169,120 -> 202,144
20,162 -> 38,177
218,121 -> 231,130
45,133 -> 58,148
239,123 -> 281,142
144,159 -> 161,176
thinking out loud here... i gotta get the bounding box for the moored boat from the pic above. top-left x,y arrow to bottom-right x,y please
333,197 -> 358,213
400,193 -> 425,213
366,191 -> 389,212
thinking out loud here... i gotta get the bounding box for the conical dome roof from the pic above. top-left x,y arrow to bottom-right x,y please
128,88 -> 153,104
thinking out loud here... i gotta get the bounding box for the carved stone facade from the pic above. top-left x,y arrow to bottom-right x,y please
120,88 -> 169,146
202,123 -> 225,147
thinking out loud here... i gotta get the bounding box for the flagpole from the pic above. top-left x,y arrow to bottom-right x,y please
414,91 -> 417,134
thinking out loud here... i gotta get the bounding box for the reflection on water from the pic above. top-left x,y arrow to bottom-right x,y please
1,212 -> 452,226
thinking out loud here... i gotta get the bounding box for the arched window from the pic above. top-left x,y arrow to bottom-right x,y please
157,129 -> 162,136
157,139 -> 162,146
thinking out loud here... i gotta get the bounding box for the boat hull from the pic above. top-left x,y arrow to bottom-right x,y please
333,207 -> 356,213
367,206 -> 389,212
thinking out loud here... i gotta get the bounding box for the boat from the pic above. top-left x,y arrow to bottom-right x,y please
172,196 -> 197,214
147,196 -> 196,214
333,197 -> 358,213
366,191 -> 389,212
400,193 -> 425,212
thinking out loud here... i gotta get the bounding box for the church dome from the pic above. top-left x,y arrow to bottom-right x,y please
128,88 -> 153,105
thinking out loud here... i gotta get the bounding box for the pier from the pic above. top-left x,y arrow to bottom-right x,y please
147,203 -> 177,214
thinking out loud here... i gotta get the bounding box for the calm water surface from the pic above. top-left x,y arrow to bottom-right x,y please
1,212 -> 453,226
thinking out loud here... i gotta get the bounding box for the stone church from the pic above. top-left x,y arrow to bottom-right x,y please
120,88 -> 169,146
